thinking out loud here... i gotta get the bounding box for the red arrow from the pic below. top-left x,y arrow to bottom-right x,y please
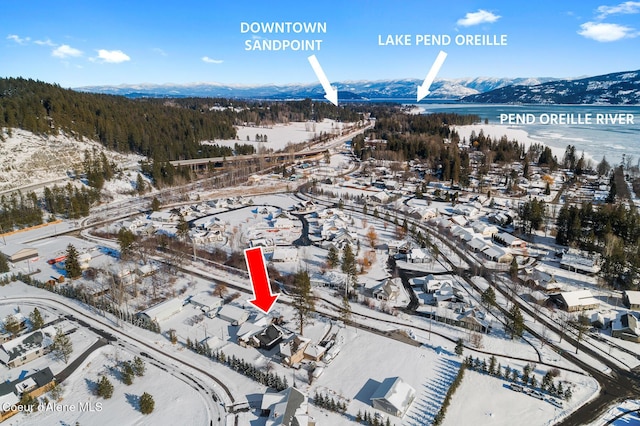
244,247 -> 280,314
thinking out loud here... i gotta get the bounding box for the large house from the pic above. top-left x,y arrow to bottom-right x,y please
611,312 -> 640,343
370,377 -> 416,418
261,387 -> 315,426
556,290 -> 599,312
0,326 -> 56,368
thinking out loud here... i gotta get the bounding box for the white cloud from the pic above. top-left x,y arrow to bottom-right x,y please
52,44 -> 83,58
94,49 -> 131,63
578,21 -> 637,41
457,9 -> 501,27
152,47 -> 167,56
34,39 -> 56,46
597,1 -> 640,19
202,56 -> 223,64
7,34 -> 30,44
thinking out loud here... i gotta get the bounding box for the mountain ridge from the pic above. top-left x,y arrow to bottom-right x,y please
461,70 -> 640,104
76,76 -> 561,100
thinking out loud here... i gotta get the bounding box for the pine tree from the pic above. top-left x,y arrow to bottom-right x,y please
481,287 -> 496,308
0,254 -> 8,273
139,392 -> 155,414
118,228 -> 137,260
291,270 -> 315,335
96,376 -> 114,399
65,244 -> 82,279
341,243 -> 357,290
122,361 -> 135,385
488,355 -> 497,375
133,356 -> 146,377
530,375 -> 538,388
51,327 -> 73,363
507,304 -> 525,339
340,296 -> 351,324
564,388 -> 572,401
150,197 -> 161,211
327,246 -> 339,268
136,173 -> 146,195
454,338 -> 464,356
29,308 -> 44,330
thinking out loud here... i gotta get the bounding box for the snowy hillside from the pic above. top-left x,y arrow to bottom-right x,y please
0,128 -> 142,193
462,70 -> 640,104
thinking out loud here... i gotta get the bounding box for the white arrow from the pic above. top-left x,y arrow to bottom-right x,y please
417,50 -> 448,102
307,54 -> 338,106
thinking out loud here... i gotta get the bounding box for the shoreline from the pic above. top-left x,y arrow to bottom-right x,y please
451,123 -> 595,166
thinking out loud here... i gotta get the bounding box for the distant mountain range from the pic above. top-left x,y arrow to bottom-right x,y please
461,70 -> 640,104
76,77 -> 559,101
76,69 -> 640,104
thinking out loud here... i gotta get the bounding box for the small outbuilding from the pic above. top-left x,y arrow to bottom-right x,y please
139,298 -> 183,323
370,376 -> 416,418
217,305 -> 249,326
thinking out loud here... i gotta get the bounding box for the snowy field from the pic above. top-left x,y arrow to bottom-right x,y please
441,369 -> 598,426
7,347 -> 209,426
211,119 -> 349,152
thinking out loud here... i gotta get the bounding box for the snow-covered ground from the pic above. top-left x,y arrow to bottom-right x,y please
451,124 -> 571,163
210,119 -> 350,152
441,369 -> 598,426
590,400 -> 640,426
0,128 -> 142,193
9,347 -> 209,426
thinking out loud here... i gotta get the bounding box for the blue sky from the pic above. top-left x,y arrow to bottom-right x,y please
2,0 -> 639,87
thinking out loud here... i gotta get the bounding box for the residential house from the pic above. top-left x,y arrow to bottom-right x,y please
470,221 -> 498,237
623,291 -> 640,311
421,275 -> 454,294
466,237 -> 488,253
611,312 -> 640,343
0,367 -> 55,421
560,250 -> 601,275
557,290 -> 600,312
310,271 -> 347,289
481,245 -> 513,263
456,308 -> 491,333
303,343 -> 327,362
253,324 -> 285,350
280,335 -> 311,366
494,232 -> 526,249
0,326 -> 56,368
373,278 -> 402,302
261,387 -> 315,426
406,248 -> 432,264
370,377 -> 416,418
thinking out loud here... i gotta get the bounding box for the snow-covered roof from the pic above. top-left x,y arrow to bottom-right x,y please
272,248 -> 298,262
624,290 -> 640,307
560,290 -> 599,309
370,377 -> 416,417
140,298 -> 183,322
0,326 -> 56,364
218,305 -> 249,324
